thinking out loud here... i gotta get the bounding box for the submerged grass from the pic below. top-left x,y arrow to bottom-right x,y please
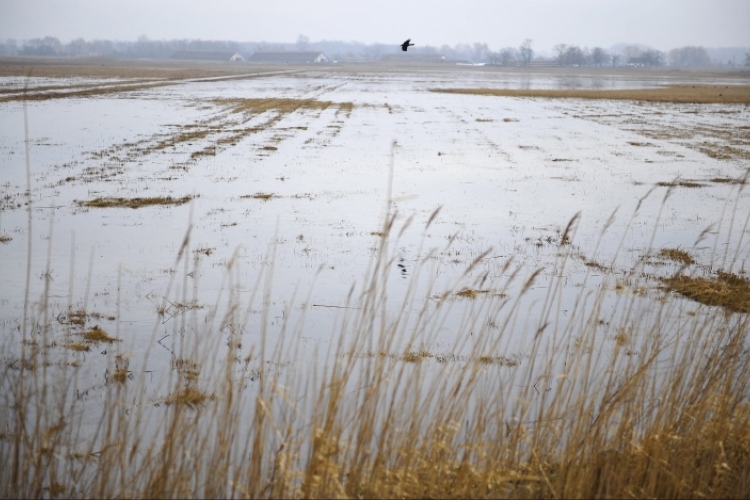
656,180 -> 705,188
242,192 -> 274,200
81,325 -> 118,343
215,97 -> 352,115
658,247 -> 696,265
77,195 -> 193,209
164,387 -> 212,408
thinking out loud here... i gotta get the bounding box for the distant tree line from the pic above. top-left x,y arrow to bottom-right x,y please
0,36 -> 250,59
0,35 -> 746,68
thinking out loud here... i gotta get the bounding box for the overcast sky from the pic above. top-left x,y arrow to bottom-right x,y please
1,0 -> 748,52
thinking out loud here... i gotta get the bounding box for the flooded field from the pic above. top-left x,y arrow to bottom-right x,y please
1,61 -> 750,497
2,65 -> 749,341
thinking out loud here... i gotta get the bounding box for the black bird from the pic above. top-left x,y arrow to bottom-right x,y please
401,39 -> 415,51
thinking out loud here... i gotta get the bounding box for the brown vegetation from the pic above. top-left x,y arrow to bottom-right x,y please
242,192 -> 274,200
663,271 -> 750,313
164,387 -> 211,407
77,195 -> 193,209
431,84 -> 750,104
658,248 -> 696,265
3,64 -> 750,498
215,97 -> 349,115
656,180 -> 705,188
3,218 -> 750,497
82,325 -> 118,343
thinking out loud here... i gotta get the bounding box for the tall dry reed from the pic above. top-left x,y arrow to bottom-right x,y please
1,142 -> 749,499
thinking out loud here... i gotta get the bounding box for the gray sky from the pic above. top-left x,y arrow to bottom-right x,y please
1,0 -> 748,52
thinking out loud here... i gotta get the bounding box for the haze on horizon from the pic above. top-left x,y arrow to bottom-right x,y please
1,0 -> 748,54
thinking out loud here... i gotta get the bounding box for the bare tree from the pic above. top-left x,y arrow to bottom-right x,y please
642,49 -> 664,67
746,51 -> 750,67
296,35 -> 309,50
563,45 -> 585,66
472,42 -> 490,63
68,37 -> 88,57
623,45 -> 642,62
362,44 -> 384,61
453,43 -> 473,61
611,54 -> 620,67
0,39 -> 18,55
519,39 -> 534,66
668,46 -> 710,67
22,36 -> 62,56
590,47 -> 609,67
553,44 -> 567,65
553,44 -> 585,66
498,47 -> 517,66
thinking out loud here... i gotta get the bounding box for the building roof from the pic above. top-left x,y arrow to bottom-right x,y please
247,51 -> 329,63
171,50 -> 244,61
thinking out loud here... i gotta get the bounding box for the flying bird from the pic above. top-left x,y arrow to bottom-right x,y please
401,39 -> 415,52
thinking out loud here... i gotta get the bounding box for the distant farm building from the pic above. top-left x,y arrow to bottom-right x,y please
492,59 -> 559,67
379,53 -> 446,63
171,50 -> 245,62
625,57 -> 646,67
247,51 -> 329,63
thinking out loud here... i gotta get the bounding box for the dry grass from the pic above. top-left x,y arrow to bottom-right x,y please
3,92 -> 750,498
711,176 -> 747,185
65,342 -> 90,352
658,248 -> 696,265
81,325 -> 118,343
57,309 -> 87,326
164,387 -> 212,407
0,57 -> 294,101
663,271 -> 750,313
656,180 -> 705,188
9,212 -> 748,498
77,195 -> 193,209
0,81 -> 175,102
242,192 -> 274,200
430,84 -> 750,104
454,288 -> 490,299
4,237 -> 750,498
215,97 -> 348,115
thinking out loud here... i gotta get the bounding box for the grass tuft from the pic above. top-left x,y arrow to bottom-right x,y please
455,288 -> 490,299
663,271 -> 750,313
164,387 -> 212,407
656,180 -> 705,188
242,192 -> 274,200
82,325 -> 118,343
658,248 -> 695,265
77,195 -> 193,209
66,342 -> 90,352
